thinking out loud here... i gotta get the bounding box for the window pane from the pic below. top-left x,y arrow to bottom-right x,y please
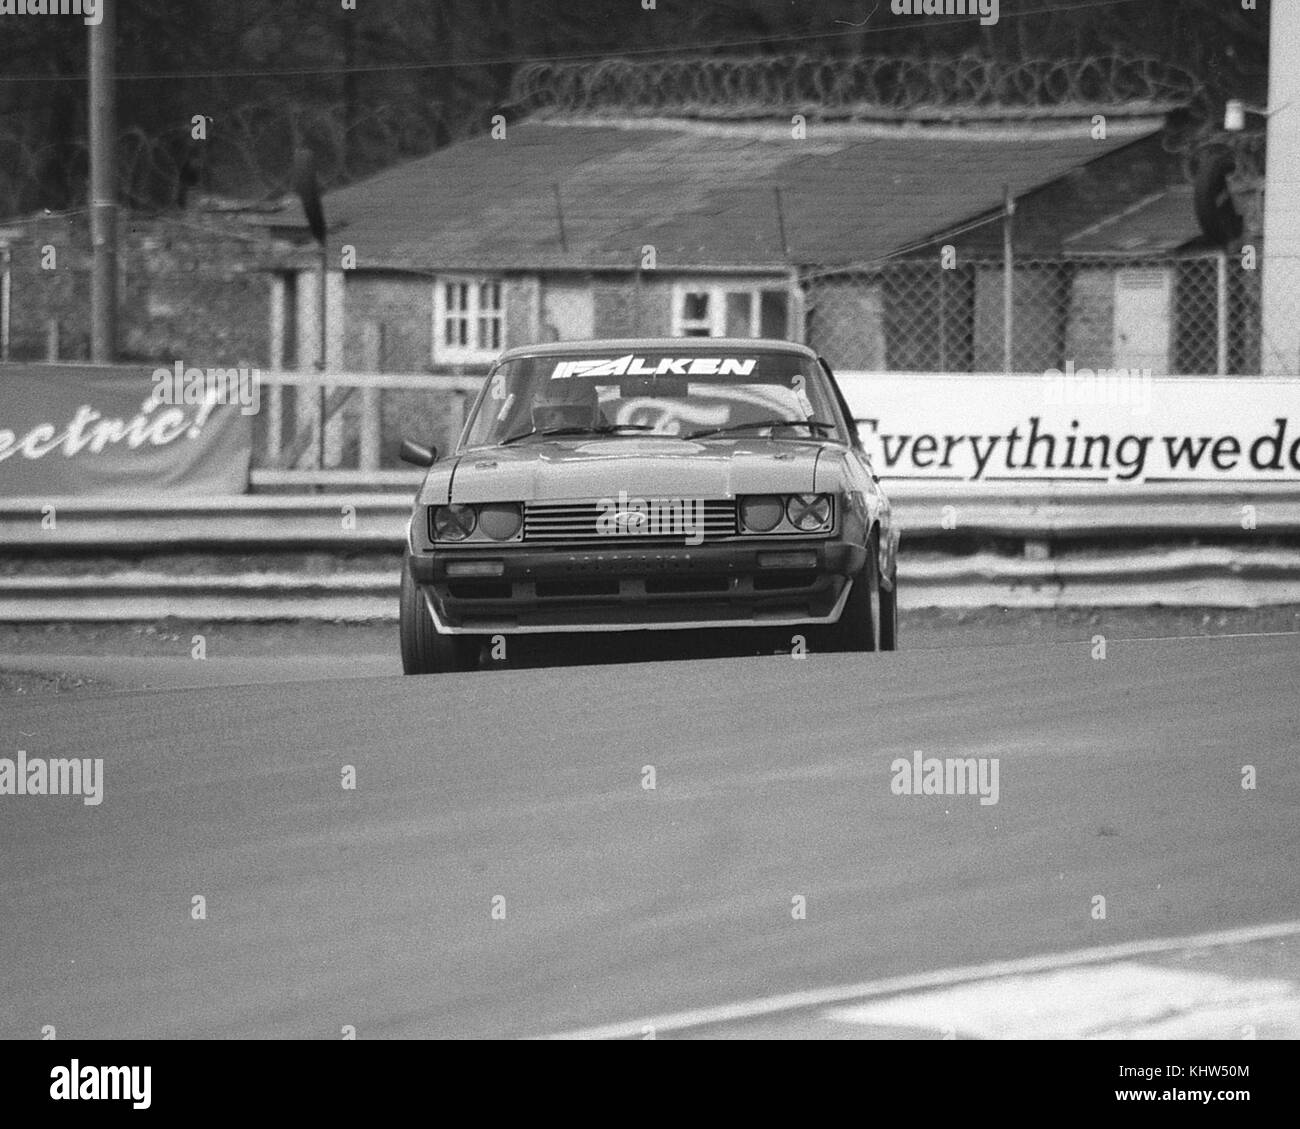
725,292 -> 753,337
439,277 -> 505,353
683,292 -> 710,321
760,290 -> 788,339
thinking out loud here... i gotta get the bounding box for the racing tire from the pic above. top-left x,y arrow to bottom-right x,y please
400,556 -> 479,674
878,568 -> 899,652
820,531 -> 881,652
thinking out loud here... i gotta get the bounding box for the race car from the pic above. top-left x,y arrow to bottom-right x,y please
398,338 -> 899,672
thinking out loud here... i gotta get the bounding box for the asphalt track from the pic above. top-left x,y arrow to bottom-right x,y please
2,629 -> 1299,1038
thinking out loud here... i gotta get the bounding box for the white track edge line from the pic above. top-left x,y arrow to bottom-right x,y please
545,918 -> 1300,1040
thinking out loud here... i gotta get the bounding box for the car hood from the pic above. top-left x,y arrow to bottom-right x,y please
418,437 -> 828,504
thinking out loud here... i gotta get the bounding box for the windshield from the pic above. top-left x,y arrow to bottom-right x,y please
462,349 -> 848,449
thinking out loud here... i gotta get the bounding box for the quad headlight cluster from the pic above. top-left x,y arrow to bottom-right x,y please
430,502 -> 524,542
739,494 -> 834,535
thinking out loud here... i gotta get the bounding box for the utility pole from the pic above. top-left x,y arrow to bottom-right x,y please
89,0 -> 117,363
1262,0 -> 1300,374
317,240 -> 328,471
1002,184 -> 1015,375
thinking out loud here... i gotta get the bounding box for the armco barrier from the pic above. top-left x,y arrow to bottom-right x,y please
1,484 -> 1299,618
0,549 -> 1297,620
3,482 -> 1300,548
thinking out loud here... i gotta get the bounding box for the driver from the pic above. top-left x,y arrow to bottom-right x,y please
531,378 -> 606,432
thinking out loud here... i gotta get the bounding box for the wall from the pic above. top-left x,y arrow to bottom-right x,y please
1,210 -> 286,367
341,271 -> 433,372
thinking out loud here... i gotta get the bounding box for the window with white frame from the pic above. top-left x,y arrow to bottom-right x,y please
671,284 -> 789,339
434,276 -> 505,362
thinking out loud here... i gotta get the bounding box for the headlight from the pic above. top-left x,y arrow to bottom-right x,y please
433,504 -> 477,541
740,495 -> 783,533
477,502 -> 523,541
786,493 -> 832,531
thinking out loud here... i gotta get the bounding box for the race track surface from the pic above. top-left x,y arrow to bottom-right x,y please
2,623 -> 1298,1039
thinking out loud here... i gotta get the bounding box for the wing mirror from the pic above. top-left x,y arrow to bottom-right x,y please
399,439 -> 437,467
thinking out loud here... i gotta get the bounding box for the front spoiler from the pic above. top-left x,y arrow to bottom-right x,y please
421,581 -> 855,635
412,538 -> 866,635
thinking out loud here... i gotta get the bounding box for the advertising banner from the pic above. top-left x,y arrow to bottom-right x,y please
0,364 -> 253,497
837,370 -> 1300,485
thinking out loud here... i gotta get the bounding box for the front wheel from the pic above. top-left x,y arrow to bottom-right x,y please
819,533 -> 881,652
878,568 -> 899,652
399,557 -> 479,674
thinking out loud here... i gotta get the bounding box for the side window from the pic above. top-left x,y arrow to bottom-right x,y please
679,291 -> 713,336
759,290 -> 788,338
820,357 -> 861,449
673,286 -> 790,338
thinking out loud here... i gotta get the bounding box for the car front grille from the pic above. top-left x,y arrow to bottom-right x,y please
523,499 -> 737,544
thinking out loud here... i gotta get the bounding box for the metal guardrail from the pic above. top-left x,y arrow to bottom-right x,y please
885,481 -> 1300,538
4,483 -> 1300,547
0,495 -> 409,548
3,485 -> 1297,618
1,549 -> 1297,620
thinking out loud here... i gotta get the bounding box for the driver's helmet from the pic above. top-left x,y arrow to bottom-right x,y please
531,377 -> 601,432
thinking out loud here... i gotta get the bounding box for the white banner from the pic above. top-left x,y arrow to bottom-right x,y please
837,371 -> 1300,485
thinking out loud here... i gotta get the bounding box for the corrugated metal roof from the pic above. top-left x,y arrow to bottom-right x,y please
1062,185 -> 1202,254
312,117 -> 1165,271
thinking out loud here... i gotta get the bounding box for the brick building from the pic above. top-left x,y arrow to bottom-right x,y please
0,204 -> 291,367
261,110 -> 1193,378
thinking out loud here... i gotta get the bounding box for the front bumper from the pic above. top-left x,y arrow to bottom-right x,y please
411,539 -> 867,634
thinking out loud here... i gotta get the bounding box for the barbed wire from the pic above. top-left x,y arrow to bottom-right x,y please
509,54 -> 1199,120
0,54 -> 1259,237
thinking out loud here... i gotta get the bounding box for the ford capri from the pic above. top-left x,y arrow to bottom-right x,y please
398,338 -> 899,672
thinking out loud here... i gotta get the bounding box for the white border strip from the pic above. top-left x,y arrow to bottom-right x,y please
534,115 -> 1168,144
547,919 -> 1300,1040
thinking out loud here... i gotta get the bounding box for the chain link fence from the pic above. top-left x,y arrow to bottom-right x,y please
803,254 -> 1276,376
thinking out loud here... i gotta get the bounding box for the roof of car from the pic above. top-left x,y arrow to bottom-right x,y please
496,337 -> 818,361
